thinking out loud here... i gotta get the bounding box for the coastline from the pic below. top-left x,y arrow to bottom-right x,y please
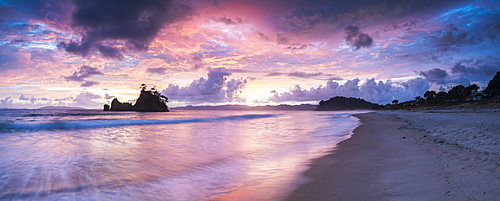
285,111 -> 500,200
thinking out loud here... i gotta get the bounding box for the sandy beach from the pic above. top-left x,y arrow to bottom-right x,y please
286,110 -> 500,201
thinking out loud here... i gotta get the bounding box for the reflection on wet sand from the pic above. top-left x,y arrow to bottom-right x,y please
0,110 -> 360,200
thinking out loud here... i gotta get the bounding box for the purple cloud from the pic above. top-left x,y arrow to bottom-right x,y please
72,92 -> 102,108
266,71 -> 334,79
65,65 -> 103,82
276,33 -> 290,45
214,16 -> 243,25
161,68 -> 247,104
147,67 -> 168,74
345,25 -> 373,50
80,81 -> 100,87
58,0 -> 193,59
270,78 -> 430,104
419,68 -> 448,84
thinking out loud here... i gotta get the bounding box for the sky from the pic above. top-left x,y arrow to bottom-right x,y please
0,0 -> 499,109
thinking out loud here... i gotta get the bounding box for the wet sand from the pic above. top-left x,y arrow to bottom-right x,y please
285,111 -> 500,201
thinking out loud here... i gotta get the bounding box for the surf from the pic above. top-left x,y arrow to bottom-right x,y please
0,114 -> 278,132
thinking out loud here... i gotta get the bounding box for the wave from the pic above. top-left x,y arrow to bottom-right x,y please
22,112 -> 128,117
0,114 -> 278,132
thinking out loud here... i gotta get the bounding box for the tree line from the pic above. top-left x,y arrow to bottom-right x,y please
392,71 -> 500,107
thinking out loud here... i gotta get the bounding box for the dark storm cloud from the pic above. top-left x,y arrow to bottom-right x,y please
419,68 -> 448,84
58,0 -> 194,59
277,0 -> 457,31
97,45 -> 124,60
344,25 -> 373,50
64,65 -> 102,82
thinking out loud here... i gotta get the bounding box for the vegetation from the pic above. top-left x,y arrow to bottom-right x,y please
316,96 -> 381,111
484,71 -> 500,98
385,71 -> 500,110
316,71 -> 500,111
105,84 -> 169,112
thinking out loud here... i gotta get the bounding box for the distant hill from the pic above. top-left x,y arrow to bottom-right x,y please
172,104 -> 316,111
37,106 -> 87,110
315,96 -> 381,111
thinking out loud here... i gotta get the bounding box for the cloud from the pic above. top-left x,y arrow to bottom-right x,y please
161,68 -> 247,104
64,65 -> 103,82
97,44 -> 124,60
104,93 -> 114,99
0,47 -> 30,72
275,0 -> 457,36
485,23 -> 500,42
3,0 -> 73,29
344,25 -> 373,50
418,68 -> 448,84
146,67 -> 168,74
276,33 -> 290,45
72,92 -> 102,108
383,19 -> 421,32
0,97 -> 13,106
80,81 -> 100,87
191,55 -> 205,70
269,78 -> 430,104
214,16 -> 243,25
451,59 -> 500,77
18,94 -> 51,104
256,31 -> 271,42
58,0 -> 193,59
266,71 -> 335,78
286,44 -> 307,50
430,24 -> 471,50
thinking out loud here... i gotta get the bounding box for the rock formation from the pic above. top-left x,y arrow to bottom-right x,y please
105,85 -> 169,112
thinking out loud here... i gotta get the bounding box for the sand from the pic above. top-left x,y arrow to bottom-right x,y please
285,110 -> 500,201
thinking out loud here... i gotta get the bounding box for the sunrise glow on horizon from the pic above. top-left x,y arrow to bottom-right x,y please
1,0 -> 499,108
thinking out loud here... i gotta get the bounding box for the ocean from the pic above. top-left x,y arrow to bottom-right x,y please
0,109 -> 365,200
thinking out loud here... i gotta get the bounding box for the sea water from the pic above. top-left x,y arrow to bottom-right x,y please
0,109 -> 365,200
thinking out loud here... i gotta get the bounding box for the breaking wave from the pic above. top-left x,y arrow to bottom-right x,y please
0,114 -> 278,132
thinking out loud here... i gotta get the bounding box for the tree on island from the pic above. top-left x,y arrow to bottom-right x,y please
106,84 -> 169,112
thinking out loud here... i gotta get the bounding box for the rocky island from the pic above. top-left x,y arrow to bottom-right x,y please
104,84 -> 169,112
315,96 -> 381,111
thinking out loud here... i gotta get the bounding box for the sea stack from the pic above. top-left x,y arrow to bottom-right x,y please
105,84 -> 169,112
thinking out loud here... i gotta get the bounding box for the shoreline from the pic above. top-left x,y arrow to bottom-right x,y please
285,111 -> 499,200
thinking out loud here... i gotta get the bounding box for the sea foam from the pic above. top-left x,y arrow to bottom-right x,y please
0,114 -> 278,132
